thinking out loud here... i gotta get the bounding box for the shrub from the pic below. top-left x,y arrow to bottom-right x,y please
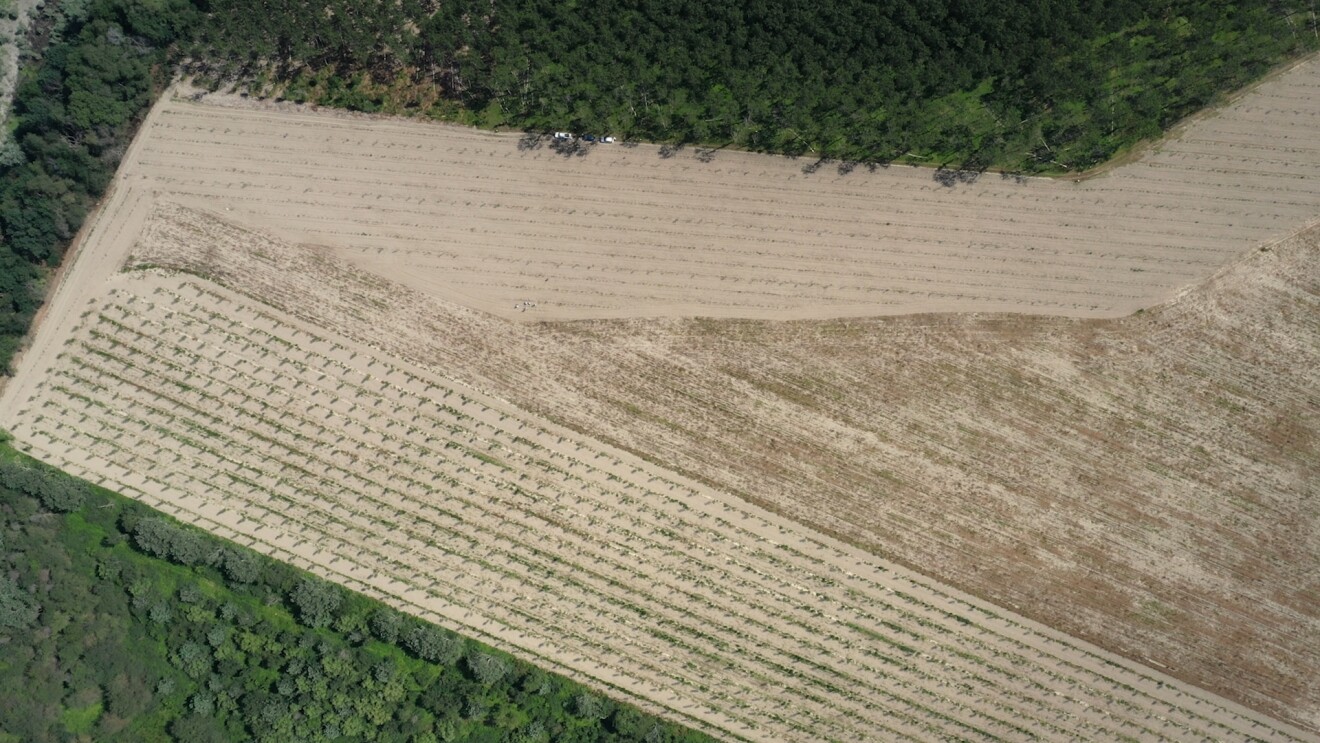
0,577 -> 39,630
369,608 -> 402,644
0,459 -> 85,511
572,691 -> 611,720
466,651 -> 510,686
220,549 -> 261,584
132,518 -> 214,567
288,578 -> 342,629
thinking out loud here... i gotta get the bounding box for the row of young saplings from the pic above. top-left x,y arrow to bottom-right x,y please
162,281 -> 1277,743
118,283 -> 1272,739
38,351 -> 982,739
36,286 -> 1293,743
23,394 -> 768,743
177,280 -> 1307,742
51,312 -> 987,739
41,340 -> 929,739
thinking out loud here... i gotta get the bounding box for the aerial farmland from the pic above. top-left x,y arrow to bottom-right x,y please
1,55 -> 1318,743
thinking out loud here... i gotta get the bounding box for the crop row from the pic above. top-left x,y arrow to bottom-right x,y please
9,278 -> 1305,742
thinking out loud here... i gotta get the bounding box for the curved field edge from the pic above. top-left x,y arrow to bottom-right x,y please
58,57 -> 1320,325
0,442 -> 716,743
4,268 -> 1312,742
114,202 -> 1320,732
3,0 -> 1317,372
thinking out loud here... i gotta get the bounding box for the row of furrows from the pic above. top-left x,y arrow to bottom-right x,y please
97,282 -> 1293,739
146,181 -> 1246,272
10,427 -> 760,743
136,149 -> 1269,254
147,108 -> 1320,212
29,370 -> 871,742
135,126 -> 1303,234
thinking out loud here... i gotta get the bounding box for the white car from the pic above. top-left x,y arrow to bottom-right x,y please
601,136 -> 616,144
553,132 -> 573,140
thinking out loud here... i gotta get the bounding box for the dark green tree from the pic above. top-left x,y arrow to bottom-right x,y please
289,577 -> 343,629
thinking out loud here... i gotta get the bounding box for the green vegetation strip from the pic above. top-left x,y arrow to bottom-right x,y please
0,437 -> 714,743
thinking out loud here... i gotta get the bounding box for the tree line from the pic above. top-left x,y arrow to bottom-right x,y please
0,438 -> 714,742
0,0 -> 194,372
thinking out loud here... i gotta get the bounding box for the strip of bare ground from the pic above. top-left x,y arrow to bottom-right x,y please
109,57 -> 1320,323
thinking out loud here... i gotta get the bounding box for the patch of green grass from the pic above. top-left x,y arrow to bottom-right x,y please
61,702 -> 103,734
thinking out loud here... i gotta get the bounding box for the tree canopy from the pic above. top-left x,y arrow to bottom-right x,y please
1,0 -> 1316,374
185,0 -> 1319,171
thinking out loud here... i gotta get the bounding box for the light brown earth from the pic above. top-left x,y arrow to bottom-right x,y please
135,56 -> 1320,323
0,55 -> 1317,739
0,204 -> 1313,741
121,200 -> 1320,735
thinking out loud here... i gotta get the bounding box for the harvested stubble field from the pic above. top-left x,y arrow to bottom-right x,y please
131,57 -> 1320,322
1,56 -> 1318,741
114,201 -> 1320,737
1,248 -> 1313,742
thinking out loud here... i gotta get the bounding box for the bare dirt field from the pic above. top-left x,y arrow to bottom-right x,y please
1,55 -> 1318,741
0,231 -> 1313,741
128,56 -> 1320,322
113,200 -> 1320,735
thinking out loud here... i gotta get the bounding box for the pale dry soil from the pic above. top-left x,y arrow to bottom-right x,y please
117,200 -> 1320,736
134,57 -> 1320,322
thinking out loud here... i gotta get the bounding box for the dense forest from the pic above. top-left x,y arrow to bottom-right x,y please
0,0 -> 188,372
0,438 -> 714,742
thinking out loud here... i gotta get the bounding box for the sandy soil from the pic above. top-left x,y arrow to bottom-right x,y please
1,256 -> 1311,741
119,56 -> 1320,323
124,198 -> 1320,734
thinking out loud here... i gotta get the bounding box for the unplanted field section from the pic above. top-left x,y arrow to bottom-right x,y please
129,56 -> 1320,321
5,275 -> 1308,743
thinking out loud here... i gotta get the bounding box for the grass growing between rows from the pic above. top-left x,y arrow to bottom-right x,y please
0,436 -> 713,743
